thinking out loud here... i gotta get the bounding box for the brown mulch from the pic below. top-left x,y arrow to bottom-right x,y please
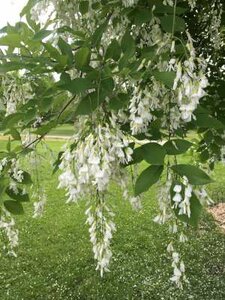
208,203 -> 225,233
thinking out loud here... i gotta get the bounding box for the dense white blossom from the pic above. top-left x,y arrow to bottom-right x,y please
58,114 -> 133,203
58,113 -> 133,274
85,201 -> 116,276
1,75 -> 33,116
122,0 -> 138,7
0,209 -> 19,257
173,34 -> 208,123
129,80 -> 161,135
33,189 -> 47,218
167,242 -> 187,288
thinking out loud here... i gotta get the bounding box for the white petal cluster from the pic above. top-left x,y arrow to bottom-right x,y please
195,188 -> 213,206
58,114 -> 133,274
1,75 -> 33,116
85,202 -> 116,276
0,157 -> 8,173
10,159 -> 24,183
172,179 -> 193,218
167,243 -> 187,288
58,117 -> 133,203
122,0 -> 138,7
31,0 -> 99,31
163,0 -> 174,7
33,189 -> 47,218
154,173 -> 173,224
208,3 -> 223,50
0,209 -> 19,257
173,36 -> 208,123
187,0 -> 197,10
129,80 -> 161,135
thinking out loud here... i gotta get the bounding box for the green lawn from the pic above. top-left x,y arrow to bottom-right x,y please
0,141 -> 225,299
48,124 -> 74,137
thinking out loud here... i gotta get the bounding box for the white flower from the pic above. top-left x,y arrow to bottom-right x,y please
173,185 -> 182,193
173,193 -> 182,203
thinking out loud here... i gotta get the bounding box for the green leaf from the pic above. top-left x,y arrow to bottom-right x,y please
0,178 -> 8,197
125,146 -> 143,166
43,42 -> 62,61
141,47 -> 155,60
121,31 -> 135,56
4,200 -> 24,215
105,39 -> 121,61
20,171 -> 33,185
61,77 -> 93,94
154,4 -> 187,15
194,114 -> 225,130
92,20 -> 109,48
0,34 -> 21,47
153,71 -> 176,88
171,164 -> 213,185
174,194 -> 202,227
20,0 -> 39,17
5,187 -> 29,202
101,77 -> 114,95
7,128 -> 21,141
75,91 -> 103,115
75,47 -> 91,70
140,143 -> 166,165
164,139 -> 193,155
0,62 -> 29,74
79,1 -> 89,14
2,113 -> 24,129
129,8 -> 152,26
135,165 -> 163,196
160,15 -> 185,33
109,93 -> 129,111
53,151 -> 64,174
33,29 -> 52,41
58,37 -> 73,66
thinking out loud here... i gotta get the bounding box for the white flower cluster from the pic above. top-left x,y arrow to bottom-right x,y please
173,34 -> 208,122
31,0 -> 99,32
167,242 -> 187,288
187,0 -> 197,10
85,201 -> 116,276
58,116 -> 133,203
10,159 -> 24,183
207,3 -> 223,50
58,115 -> 133,274
195,188 -> 213,206
0,157 -> 8,173
0,209 -> 19,257
33,188 -> 47,218
172,180 -> 192,218
154,175 -> 173,225
132,17 -> 163,49
129,80 -> 161,135
22,132 -> 38,150
122,0 -> 139,7
1,75 -> 32,116
163,0 -> 174,6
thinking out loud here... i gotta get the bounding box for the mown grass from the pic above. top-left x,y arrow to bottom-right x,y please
0,140 -> 225,299
48,124 -> 74,137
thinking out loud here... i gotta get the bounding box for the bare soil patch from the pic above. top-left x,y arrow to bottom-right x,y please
208,203 -> 225,233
